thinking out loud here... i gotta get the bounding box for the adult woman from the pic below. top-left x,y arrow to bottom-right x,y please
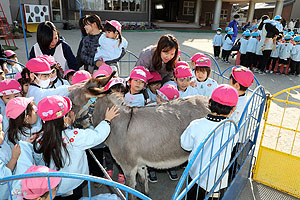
135,34 -> 179,84
29,21 -> 79,71
258,15 -> 279,74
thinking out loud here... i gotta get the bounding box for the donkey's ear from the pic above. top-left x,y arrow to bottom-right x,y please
85,87 -> 107,99
96,71 -> 116,87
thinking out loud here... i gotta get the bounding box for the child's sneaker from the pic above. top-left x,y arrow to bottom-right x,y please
270,70 -> 273,74
265,70 -> 269,73
297,74 -> 300,77
253,68 -> 259,73
148,171 -> 158,183
117,174 -> 125,184
167,169 -> 178,181
226,61 -> 231,64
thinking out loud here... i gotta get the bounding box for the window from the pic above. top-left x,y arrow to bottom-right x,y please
83,0 -> 146,12
183,1 -> 194,16
220,9 -> 228,21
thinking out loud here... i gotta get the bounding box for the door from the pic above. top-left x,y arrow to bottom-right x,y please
205,12 -> 212,26
51,0 -> 63,21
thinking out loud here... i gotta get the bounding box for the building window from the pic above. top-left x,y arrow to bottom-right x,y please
83,0 -> 146,12
183,1 -> 194,16
220,9 -> 228,21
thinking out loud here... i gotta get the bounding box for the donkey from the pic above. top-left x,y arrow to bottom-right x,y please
69,73 -> 210,196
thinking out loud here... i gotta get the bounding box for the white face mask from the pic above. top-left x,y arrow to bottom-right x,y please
217,31 -> 221,34
50,76 -> 57,82
34,75 -> 50,88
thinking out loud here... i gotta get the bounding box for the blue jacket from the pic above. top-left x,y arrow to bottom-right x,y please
222,35 -> 233,51
291,44 -> 300,62
246,37 -> 258,53
239,38 -> 249,54
213,34 -> 223,46
228,20 -> 239,37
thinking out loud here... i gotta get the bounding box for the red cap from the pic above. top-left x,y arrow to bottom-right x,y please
195,57 -> 211,68
231,66 -> 254,87
6,97 -> 34,119
211,84 -> 239,106
37,95 -> 72,121
0,79 -> 22,96
26,57 -> 52,74
148,71 -> 162,83
176,61 -> 189,68
72,70 -> 91,84
157,84 -> 179,101
104,78 -> 126,91
130,68 -> 147,83
174,65 -> 193,78
191,53 -> 207,63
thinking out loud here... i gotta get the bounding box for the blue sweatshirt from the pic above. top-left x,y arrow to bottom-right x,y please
213,34 -> 223,46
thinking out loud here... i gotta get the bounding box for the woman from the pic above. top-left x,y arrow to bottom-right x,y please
135,34 -> 179,84
29,21 -> 79,71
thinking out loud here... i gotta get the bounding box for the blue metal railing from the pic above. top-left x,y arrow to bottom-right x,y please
18,0 -> 29,61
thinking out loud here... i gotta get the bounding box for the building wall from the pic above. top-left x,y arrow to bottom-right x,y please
291,0 -> 300,19
177,0 -> 196,22
0,0 -> 13,24
254,4 -> 293,21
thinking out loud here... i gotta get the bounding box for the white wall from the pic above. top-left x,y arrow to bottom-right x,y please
0,0 -> 12,24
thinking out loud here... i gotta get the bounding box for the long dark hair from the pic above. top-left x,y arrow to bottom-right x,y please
83,14 -> 103,32
104,23 -> 122,46
50,64 -> 65,88
33,118 -> 70,170
79,15 -> 89,37
152,34 -> 179,72
37,21 -> 60,50
7,102 -> 35,145
258,15 -> 270,30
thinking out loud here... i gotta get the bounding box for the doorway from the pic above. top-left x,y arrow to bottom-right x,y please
50,0 -> 63,21
205,12 -> 212,26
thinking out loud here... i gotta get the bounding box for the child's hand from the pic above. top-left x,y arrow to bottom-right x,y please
26,134 -> 37,143
12,144 -> 21,160
104,105 -> 120,122
190,80 -> 196,87
96,60 -> 103,68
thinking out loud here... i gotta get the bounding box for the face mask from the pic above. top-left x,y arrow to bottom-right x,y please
50,76 -> 57,82
217,31 -> 221,34
34,75 -> 50,88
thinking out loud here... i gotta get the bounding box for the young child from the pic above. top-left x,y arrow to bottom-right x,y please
290,36 -> 300,76
222,31 -> 234,64
239,31 -> 251,66
266,35 -> 282,73
63,69 -> 75,85
146,71 -> 162,103
278,35 -> 293,75
15,71 -> 31,97
190,53 -> 207,69
193,57 -> 218,97
94,20 -> 128,75
174,65 -> 197,98
72,70 -> 92,84
33,95 -> 119,198
255,35 -> 264,73
125,68 -> 149,107
246,32 -> 259,69
4,50 -> 23,79
180,84 -> 238,200
21,165 -> 61,200
213,28 -> 223,59
6,97 -> 39,145
229,66 -> 254,124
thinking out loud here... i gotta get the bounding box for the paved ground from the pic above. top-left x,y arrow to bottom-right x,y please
10,29 -> 300,200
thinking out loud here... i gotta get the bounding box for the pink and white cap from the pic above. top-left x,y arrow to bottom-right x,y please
63,69 -> 76,78
157,84 -> 179,101
176,61 -> 189,68
211,84 -> 238,106
191,53 -> 207,63
26,57 -> 53,74
21,165 -> 61,199
130,68 -> 147,83
39,55 -> 57,66
104,78 -> 126,91
37,95 -> 72,121
133,66 -> 154,80
0,79 -> 22,96
93,63 -> 113,78
14,72 -> 22,80
231,66 -> 254,87
4,50 -> 16,58
106,20 -> 122,32
72,70 -> 91,84
174,65 -> 193,78
6,97 -> 34,119
148,71 -> 162,83
195,57 -> 211,68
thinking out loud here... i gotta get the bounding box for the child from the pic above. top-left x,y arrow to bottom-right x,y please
15,71 -> 31,97
246,32 -> 259,69
229,66 -> 254,124
174,65 -> 197,98
94,20 -> 128,75
267,35 -> 282,73
6,97 -> 39,145
146,71 -> 162,103
255,35 -> 264,74
92,63 -> 113,78
190,53 -> 207,69
290,36 -> 300,76
72,70 -> 92,84
63,69 -> 75,85
193,57 -> 218,97
278,35 -> 293,75
125,68 -> 149,107
180,84 -> 238,200
239,31 -> 251,66
33,95 -> 119,198
21,165 -> 61,200
222,31 -> 234,64
213,28 -> 223,59
4,50 -> 23,79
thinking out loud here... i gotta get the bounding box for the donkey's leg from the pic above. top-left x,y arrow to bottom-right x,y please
123,166 -> 138,199
137,166 -> 149,195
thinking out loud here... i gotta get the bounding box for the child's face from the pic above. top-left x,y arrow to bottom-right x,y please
22,83 -> 30,96
129,79 -> 146,94
7,56 -> 17,65
175,77 -> 191,91
156,95 -> 167,104
1,93 -> 21,105
27,104 -> 38,125
148,82 -> 162,94
105,31 -> 118,39
0,123 -> 4,145
195,69 -> 208,82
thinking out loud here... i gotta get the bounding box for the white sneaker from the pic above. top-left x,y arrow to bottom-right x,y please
254,68 -> 259,72
297,74 -> 300,77
270,70 -> 273,74
265,70 -> 269,73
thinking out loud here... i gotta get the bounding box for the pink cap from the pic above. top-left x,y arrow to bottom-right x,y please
148,71 -> 162,83
104,78 -> 126,91
4,50 -> 16,58
14,72 -> 22,80
37,95 -> 72,121
72,70 -> 91,84
176,61 -> 189,68
195,57 -> 211,68
157,84 -> 179,101
93,64 -> 113,78
211,84 -> 238,106
39,55 -> 57,66
6,97 -> 34,119
26,58 -> 53,74
106,20 -> 122,32
191,53 -> 207,63
0,79 -> 22,96
21,165 -> 61,199
133,66 -> 154,80
0,114 -> 3,123
99,63 -> 113,74
231,66 -> 254,87
130,68 -> 147,83
178,50 -> 181,57
63,69 -> 76,78
174,65 -> 193,78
